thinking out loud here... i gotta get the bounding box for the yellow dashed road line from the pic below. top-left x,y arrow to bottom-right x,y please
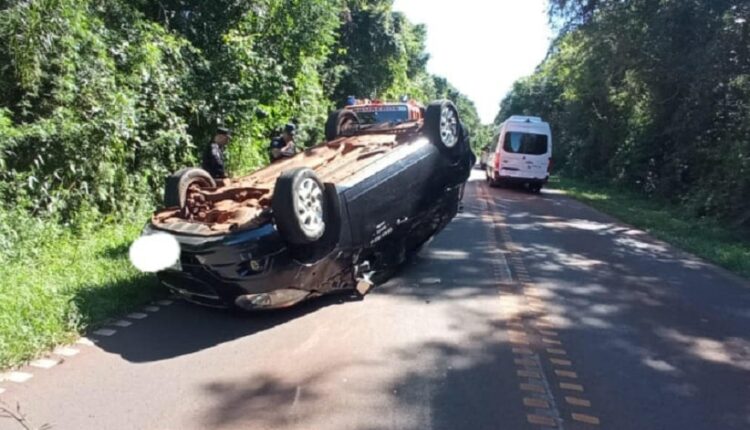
479,182 -> 601,428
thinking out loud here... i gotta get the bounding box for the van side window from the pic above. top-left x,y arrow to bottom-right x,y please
503,132 -> 548,155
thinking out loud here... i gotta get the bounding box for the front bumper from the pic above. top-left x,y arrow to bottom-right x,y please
145,223 -> 351,309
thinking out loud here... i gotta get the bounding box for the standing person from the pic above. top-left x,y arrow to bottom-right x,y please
202,127 -> 231,179
269,123 -> 297,162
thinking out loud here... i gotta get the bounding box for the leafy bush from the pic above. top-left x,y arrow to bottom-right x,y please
0,0 -> 490,368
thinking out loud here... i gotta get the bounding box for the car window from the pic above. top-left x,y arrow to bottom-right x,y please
353,107 -> 410,125
503,132 -> 548,155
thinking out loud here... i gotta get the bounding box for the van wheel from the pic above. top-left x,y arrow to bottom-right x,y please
272,168 -> 327,244
325,109 -> 359,141
425,100 -> 462,157
164,168 -> 216,208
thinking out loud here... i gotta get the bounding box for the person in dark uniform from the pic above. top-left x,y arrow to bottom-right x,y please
202,127 -> 231,179
269,123 -> 297,162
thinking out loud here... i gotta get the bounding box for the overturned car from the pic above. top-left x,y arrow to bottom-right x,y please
135,100 -> 473,310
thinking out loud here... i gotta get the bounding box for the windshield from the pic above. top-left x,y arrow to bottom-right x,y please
503,131 -> 548,155
353,106 -> 410,125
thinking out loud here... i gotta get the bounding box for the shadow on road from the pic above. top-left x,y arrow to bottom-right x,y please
92,292 -> 361,363
92,177 -> 750,429
196,179 -> 750,430
483,182 -> 750,429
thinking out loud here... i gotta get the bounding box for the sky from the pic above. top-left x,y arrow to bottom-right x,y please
392,0 -> 553,124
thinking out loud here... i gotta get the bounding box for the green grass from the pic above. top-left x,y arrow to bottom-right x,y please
0,218 -> 164,369
552,176 -> 750,279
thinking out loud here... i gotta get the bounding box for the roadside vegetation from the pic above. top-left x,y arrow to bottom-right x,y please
0,0 -> 492,369
0,214 -> 163,368
497,1 -> 749,277
554,177 -> 750,279
498,1 -> 749,225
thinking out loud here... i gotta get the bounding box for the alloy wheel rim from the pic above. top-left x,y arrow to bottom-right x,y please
295,178 -> 325,237
439,106 -> 458,148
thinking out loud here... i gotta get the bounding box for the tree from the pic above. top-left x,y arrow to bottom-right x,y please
499,0 -> 750,223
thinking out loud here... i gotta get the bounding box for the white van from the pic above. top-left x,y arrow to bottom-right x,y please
486,115 -> 552,192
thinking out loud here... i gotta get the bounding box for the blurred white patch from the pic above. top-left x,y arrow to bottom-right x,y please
129,232 -> 180,273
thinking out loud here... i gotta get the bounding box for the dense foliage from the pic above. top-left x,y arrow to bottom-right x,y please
0,0 -> 485,262
497,0 -> 750,224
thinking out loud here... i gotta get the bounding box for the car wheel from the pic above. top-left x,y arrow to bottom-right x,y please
164,167 -> 216,208
325,109 -> 360,141
424,100 -> 461,157
272,168 -> 327,244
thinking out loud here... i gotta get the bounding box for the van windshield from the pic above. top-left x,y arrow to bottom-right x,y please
503,132 -> 548,155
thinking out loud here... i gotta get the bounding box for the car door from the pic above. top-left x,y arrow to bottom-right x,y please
342,139 -> 435,250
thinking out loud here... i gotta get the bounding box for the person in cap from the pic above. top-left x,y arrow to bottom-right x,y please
202,127 -> 231,179
269,123 -> 297,162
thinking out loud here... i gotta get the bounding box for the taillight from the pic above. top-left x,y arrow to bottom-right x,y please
494,152 -> 501,171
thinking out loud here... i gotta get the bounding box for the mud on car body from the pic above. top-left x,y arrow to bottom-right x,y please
138,100 -> 473,310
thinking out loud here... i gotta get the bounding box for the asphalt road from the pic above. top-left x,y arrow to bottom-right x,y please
2,171 -> 749,430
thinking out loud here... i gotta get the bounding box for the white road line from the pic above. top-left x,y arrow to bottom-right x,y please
30,358 -> 61,369
53,347 -> 79,357
93,328 -> 117,337
3,372 -> 33,383
127,312 -> 148,319
112,320 -> 132,328
76,337 -> 97,346
143,306 -> 160,312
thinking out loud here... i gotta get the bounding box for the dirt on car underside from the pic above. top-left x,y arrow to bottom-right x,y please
151,122 -> 423,236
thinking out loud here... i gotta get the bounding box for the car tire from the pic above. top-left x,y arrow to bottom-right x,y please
272,168 -> 327,245
164,167 -> 216,208
325,109 -> 359,141
424,100 -> 462,157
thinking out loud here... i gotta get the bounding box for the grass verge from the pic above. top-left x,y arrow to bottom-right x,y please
0,218 -> 163,369
552,176 -> 750,279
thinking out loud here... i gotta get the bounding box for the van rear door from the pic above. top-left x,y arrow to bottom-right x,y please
498,125 -> 550,180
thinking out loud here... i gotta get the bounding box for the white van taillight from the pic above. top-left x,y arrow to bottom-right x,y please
494,152 -> 501,171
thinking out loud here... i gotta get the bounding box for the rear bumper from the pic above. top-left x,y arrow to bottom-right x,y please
489,169 -> 548,185
496,175 -> 549,185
